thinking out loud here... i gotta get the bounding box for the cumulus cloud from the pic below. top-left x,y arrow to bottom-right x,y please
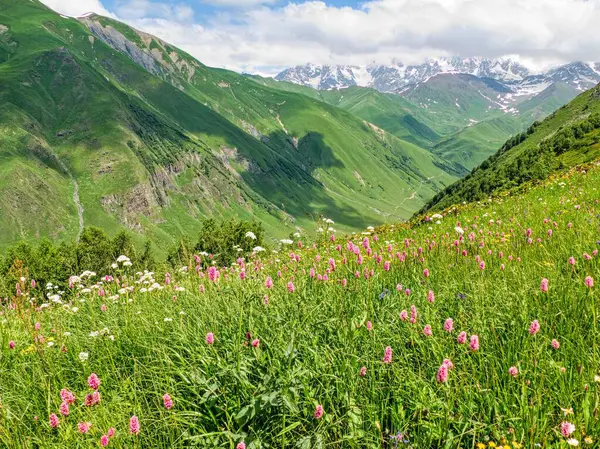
40,0 -> 111,17
115,0 -> 194,21
39,0 -> 600,74
201,0 -> 276,6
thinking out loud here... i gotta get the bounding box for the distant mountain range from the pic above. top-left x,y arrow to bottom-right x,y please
271,58 -> 600,171
275,58 -> 600,98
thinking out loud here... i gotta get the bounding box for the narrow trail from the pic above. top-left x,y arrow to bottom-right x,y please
396,176 -> 437,210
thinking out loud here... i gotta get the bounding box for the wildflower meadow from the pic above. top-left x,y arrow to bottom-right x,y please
1,163 -> 599,448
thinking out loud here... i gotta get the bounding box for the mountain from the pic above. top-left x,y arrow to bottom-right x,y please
275,58 -> 600,95
275,58 -> 532,92
419,83 -> 600,213
0,0 -> 459,250
276,59 -> 600,172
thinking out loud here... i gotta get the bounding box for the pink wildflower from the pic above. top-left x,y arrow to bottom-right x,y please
264,276 -> 273,289
399,310 -> 408,321
8,340 -> 15,349
529,320 -> 540,335
552,339 -> 560,349
314,404 -> 324,419
59,401 -> 69,416
423,268 -> 430,278
442,358 -> 454,370
208,266 -> 218,282
88,373 -> 101,390
585,276 -> 594,288
163,393 -> 173,410
560,421 -> 575,437
423,325 -> 432,337
49,413 -> 60,428
437,364 -> 448,383
129,416 -> 140,435
287,281 -> 295,293
251,339 -> 260,348
108,427 -> 116,438
60,388 -> 76,404
444,318 -> 454,333
469,334 -> 480,351
508,366 -> 518,377
457,331 -> 467,344
359,366 -> 367,377
84,391 -> 101,407
383,346 -> 393,364
427,290 -> 435,303
541,278 -> 549,293
410,305 -> 417,324
236,443 -> 246,449
78,422 -> 92,434
100,435 -> 110,447
206,332 -> 214,345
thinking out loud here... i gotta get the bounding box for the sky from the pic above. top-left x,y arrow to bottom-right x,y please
39,0 -> 600,76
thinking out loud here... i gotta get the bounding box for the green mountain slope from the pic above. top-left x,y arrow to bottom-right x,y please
317,87 -> 440,148
430,115 -> 526,170
262,73 -> 585,174
247,76 -> 440,149
420,83 -> 600,213
0,0 -> 458,250
429,82 -> 583,171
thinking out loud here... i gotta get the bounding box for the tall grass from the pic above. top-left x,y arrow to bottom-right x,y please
1,164 -> 599,448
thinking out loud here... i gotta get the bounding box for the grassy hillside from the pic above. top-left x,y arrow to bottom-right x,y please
420,84 -> 600,213
429,83 -> 583,171
257,74 -> 584,174
2,158 -> 599,447
317,87 -> 440,148
431,115 -> 526,170
0,0 -> 459,251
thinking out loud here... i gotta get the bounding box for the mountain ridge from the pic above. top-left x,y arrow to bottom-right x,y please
276,58 -> 600,95
0,0 -> 459,251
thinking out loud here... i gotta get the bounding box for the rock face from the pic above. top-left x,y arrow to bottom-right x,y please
79,15 -> 198,86
80,18 -> 162,77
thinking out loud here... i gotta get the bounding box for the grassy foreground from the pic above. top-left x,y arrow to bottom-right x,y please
1,162 -> 599,448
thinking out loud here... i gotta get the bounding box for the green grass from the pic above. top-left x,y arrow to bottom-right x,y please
1,159 -> 599,447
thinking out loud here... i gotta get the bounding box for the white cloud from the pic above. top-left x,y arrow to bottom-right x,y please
115,0 -> 194,21
39,0 -> 600,74
40,0 -> 112,17
201,0 -> 276,6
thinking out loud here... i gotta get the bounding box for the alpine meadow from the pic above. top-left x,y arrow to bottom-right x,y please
0,0 -> 600,448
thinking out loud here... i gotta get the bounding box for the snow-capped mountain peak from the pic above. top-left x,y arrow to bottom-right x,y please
275,57 -> 534,92
275,58 -> 600,96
